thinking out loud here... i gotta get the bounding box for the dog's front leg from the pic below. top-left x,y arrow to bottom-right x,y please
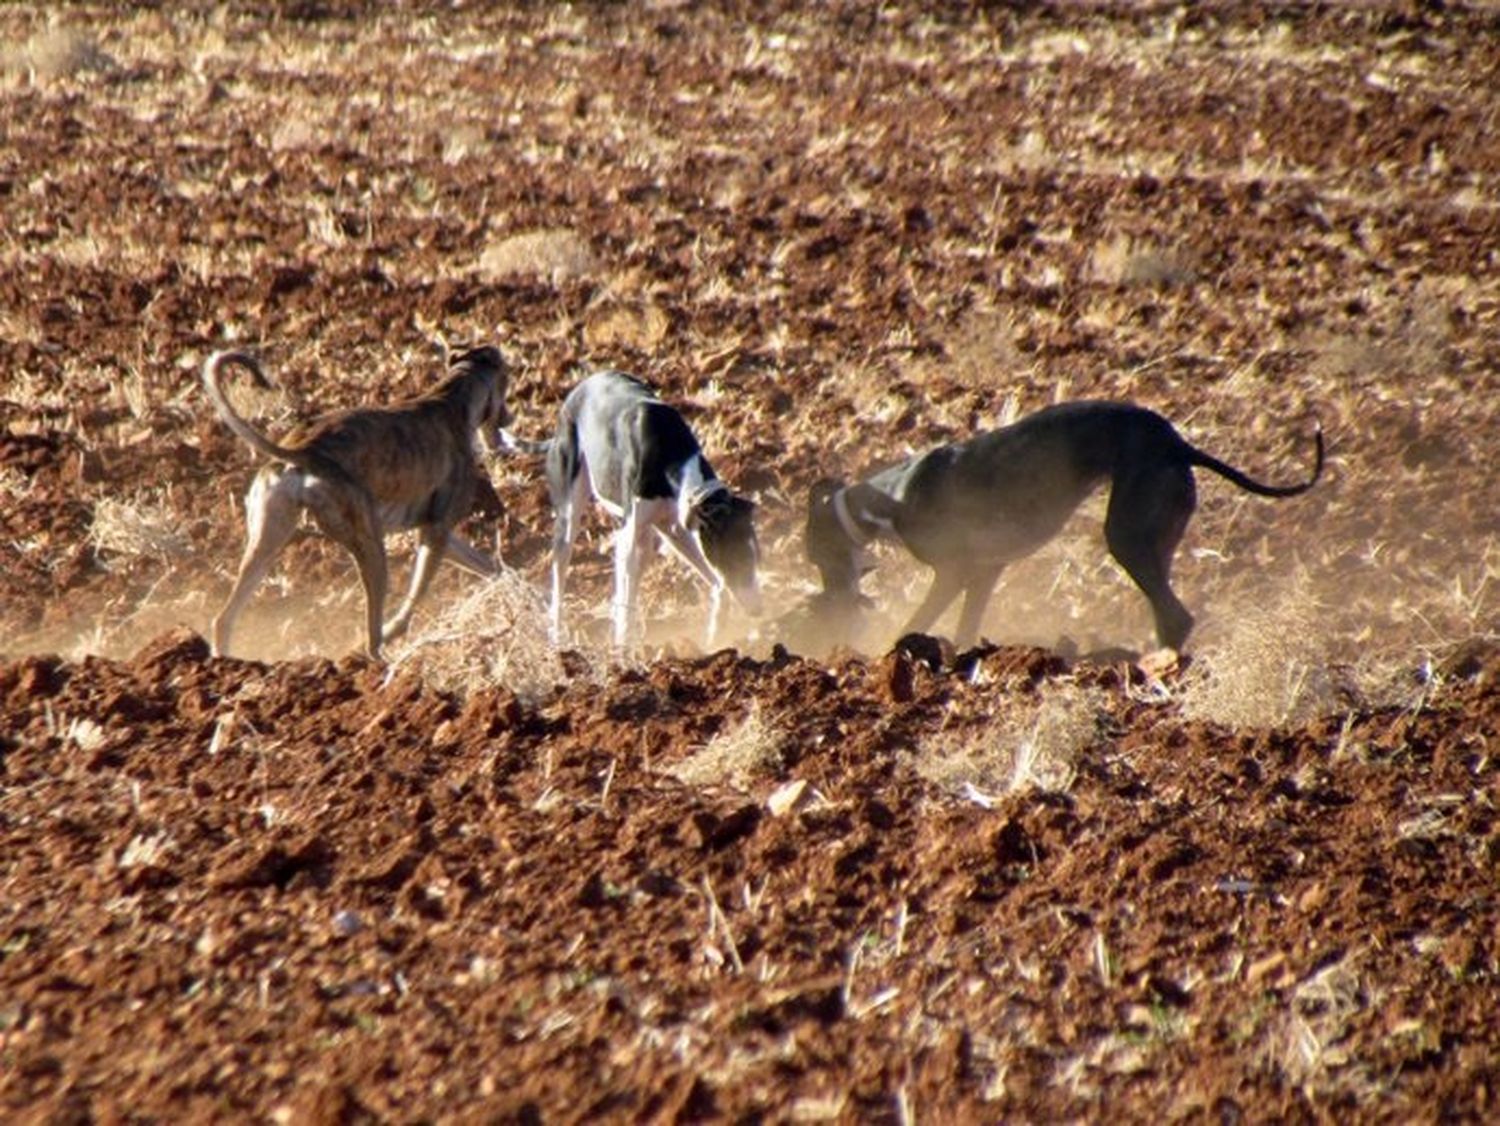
656,523 -> 728,649
902,568 -> 965,640
382,526 -> 450,644
705,583 -> 725,649
953,567 -> 1003,651
444,531 -> 500,577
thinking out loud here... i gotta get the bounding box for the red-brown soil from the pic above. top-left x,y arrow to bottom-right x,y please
2,3 -> 1497,1122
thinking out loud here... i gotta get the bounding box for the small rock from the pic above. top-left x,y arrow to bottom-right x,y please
767,779 -> 808,817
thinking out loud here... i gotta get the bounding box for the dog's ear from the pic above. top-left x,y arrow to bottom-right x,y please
688,489 -> 749,532
807,477 -> 844,510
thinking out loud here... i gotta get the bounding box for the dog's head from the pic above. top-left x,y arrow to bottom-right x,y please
805,478 -> 873,596
689,488 -> 762,617
448,345 -> 512,452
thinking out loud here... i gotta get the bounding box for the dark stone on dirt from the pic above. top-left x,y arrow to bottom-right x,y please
1147,843 -> 1201,881
1439,639 -> 1500,683
638,869 -> 685,898
992,818 -> 1044,866
577,870 -> 624,909
863,798 -> 897,830
690,802 -> 762,851
834,840 -> 877,878
2,656 -> 66,707
265,264 -> 316,299
892,632 -> 953,672
1147,974 -> 1193,1009
213,833 -> 337,891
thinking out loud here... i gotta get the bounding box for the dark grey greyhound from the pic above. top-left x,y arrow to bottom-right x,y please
508,370 -> 762,648
805,401 -> 1323,652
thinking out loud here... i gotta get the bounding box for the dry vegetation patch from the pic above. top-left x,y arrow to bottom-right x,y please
915,681 -> 1103,799
1176,575 -> 1342,728
0,26 -> 114,85
667,701 -> 785,790
89,492 -> 194,569
1089,232 -> 1201,288
479,228 -> 599,284
392,568 -> 574,703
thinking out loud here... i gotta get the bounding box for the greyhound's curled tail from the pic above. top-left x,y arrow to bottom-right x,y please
201,350 -> 306,466
1189,422 -> 1324,498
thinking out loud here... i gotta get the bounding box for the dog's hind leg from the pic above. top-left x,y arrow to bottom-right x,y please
611,500 -> 663,649
1104,466 -> 1196,650
547,469 -> 590,645
306,480 -> 389,659
212,470 -> 301,658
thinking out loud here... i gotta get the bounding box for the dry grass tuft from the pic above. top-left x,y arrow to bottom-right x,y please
441,124 -> 489,165
1301,276 -> 1466,384
479,228 -> 599,284
1257,952 -> 1380,1101
668,702 -> 784,790
0,27 -> 116,84
928,304 -> 1025,388
392,569 -> 575,703
915,682 -> 1102,798
1177,577 -> 1340,728
90,493 -> 194,568
583,301 -> 670,353
1090,233 -> 1199,287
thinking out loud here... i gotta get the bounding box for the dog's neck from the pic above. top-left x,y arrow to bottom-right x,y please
676,454 -> 727,527
833,485 -> 889,546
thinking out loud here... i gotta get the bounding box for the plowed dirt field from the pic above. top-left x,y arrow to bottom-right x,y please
2,3 -> 1497,1122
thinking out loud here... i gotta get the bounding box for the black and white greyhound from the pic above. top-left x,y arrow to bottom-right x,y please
508,370 -> 761,648
805,401 -> 1323,652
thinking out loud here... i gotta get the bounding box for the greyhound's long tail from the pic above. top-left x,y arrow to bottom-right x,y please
201,351 -> 307,466
496,429 -> 554,457
1187,423 -> 1324,497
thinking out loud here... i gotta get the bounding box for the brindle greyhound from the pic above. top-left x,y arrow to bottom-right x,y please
806,401 -> 1323,651
203,345 -> 511,659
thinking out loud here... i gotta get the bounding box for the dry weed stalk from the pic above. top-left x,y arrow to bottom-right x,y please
1257,952 -> 1380,1101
